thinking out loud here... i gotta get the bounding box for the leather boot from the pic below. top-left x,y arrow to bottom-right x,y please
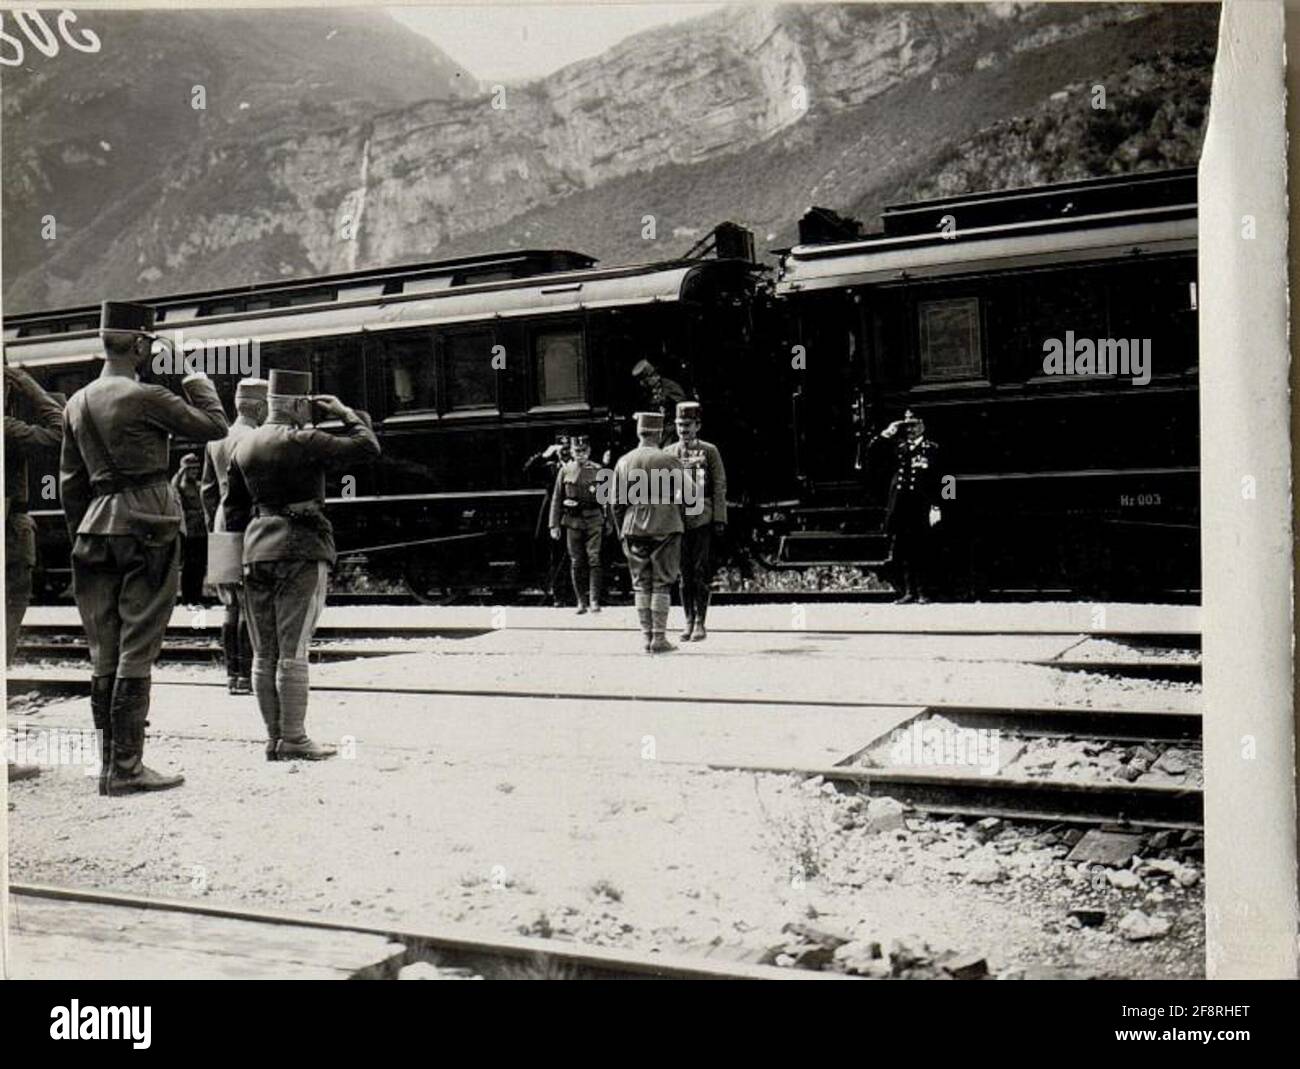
649,592 -> 675,653
693,590 -> 710,641
90,673 -> 115,796
588,567 -> 603,613
106,677 -> 184,796
571,559 -> 588,614
634,592 -> 653,652
276,658 -> 336,760
679,585 -> 695,641
251,655 -> 281,760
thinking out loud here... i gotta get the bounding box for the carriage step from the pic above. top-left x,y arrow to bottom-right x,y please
776,531 -> 892,567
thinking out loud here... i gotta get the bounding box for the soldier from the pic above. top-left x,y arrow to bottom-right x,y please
611,411 -> 685,653
5,365 -> 66,783
171,452 -> 206,605
60,301 -> 228,795
869,409 -> 942,604
200,378 -> 268,695
666,401 -> 727,641
630,360 -> 687,446
522,435 -> 570,605
222,369 -> 380,761
549,434 -> 609,614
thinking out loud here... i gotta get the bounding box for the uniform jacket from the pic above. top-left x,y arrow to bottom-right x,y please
170,469 -> 206,538
611,444 -> 685,539
200,420 -> 257,533
641,375 -> 688,446
549,458 -> 606,531
4,375 -> 65,566
665,438 -> 727,530
59,373 -> 228,539
222,412 -> 380,565
869,432 -> 942,527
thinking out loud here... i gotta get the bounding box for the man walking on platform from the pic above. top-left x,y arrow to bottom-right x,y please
60,301 -> 228,796
549,434 -> 609,614
5,365 -> 66,783
222,370 -> 380,761
612,411 -> 685,653
201,378 -> 267,695
666,401 -> 727,641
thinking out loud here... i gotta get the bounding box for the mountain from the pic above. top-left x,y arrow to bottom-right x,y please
1,3 -> 1219,312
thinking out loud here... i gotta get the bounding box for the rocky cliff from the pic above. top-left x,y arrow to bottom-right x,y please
1,3 -> 1219,312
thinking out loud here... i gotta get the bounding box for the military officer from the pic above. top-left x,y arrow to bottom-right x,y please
60,301 -> 229,795
665,401 -> 727,641
5,365 -> 65,783
200,377 -> 268,695
549,434 -> 609,613
869,409 -> 942,604
522,435 -> 571,605
612,411 -> 685,653
630,360 -> 687,446
222,369 -> 380,761
171,452 -> 206,604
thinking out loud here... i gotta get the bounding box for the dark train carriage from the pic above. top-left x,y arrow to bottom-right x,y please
4,248 -> 761,600
762,169 -> 1200,598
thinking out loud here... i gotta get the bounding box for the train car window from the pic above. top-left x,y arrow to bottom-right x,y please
917,297 -> 983,382
441,329 -> 498,411
378,332 -> 436,414
313,336 -> 366,410
533,328 -> 586,405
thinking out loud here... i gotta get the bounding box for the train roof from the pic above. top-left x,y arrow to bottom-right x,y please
3,256 -> 756,367
778,169 -> 1197,294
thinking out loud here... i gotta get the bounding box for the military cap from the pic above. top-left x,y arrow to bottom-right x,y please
100,301 -> 155,336
235,377 -> 269,401
268,368 -> 312,398
675,401 -> 701,420
569,433 -> 590,448
631,359 -> 655,379
635,411 -> 664,434
180,452 -> 200,468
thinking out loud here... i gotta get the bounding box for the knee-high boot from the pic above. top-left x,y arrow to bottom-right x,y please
251,655 -> 281,760
276,657 -> 336,760
693,589 -> 711,641
649,591 -> 675,653
106,677 -> 184,796
679,582 -> 696,641
634,592 -> 653,652
90,673 -> 115,796
588,565 -> 603,613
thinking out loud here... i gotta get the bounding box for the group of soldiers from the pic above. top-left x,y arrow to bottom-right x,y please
4,300 -> 379,794
549,400 -> 728,650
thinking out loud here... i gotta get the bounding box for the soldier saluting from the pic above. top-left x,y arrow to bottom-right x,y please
222,369 -> 380,761
59,301 -> 229,796
665,401 -> 726,641
869,409 -> 942,604
549,433 -> 609,614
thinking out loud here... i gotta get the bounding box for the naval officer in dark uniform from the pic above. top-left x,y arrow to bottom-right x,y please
549,433 -> 609,613
631,360 -> 687,447
222,369 -> 380,761
612,411 -> 685,653
665,401 -> 727,641
201,377 -> 268,695
869,409 -> 942,604
60,301 -> 229,795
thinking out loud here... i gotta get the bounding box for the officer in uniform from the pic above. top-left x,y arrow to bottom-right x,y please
222,369 -> 380,761
549,433 -> 609,613
869,409 -> 942,604
171,452 -> 206,604
522,435 -> 571,605
665,401 -> 727,641
200,378 -> 268,695
5,365 -> 65,783
612,411 -> 685,653
60,301 -> 228,795
630,360 -> 687,446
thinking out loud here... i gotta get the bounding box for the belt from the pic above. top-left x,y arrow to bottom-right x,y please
90,474 -> 168,497
252,499 -> 323,520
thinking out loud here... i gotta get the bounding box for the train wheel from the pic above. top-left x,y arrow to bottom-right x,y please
401,562 -> 465,606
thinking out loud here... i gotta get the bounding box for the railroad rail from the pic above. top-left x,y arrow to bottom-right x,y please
6,883 -> 825,981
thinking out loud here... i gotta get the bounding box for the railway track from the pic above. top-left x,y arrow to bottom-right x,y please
7,882 -> 822,981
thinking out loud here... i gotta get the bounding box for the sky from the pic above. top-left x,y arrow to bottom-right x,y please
387,3 -> 724,83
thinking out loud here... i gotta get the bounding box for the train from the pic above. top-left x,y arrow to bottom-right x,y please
3,167 -> 1200,602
